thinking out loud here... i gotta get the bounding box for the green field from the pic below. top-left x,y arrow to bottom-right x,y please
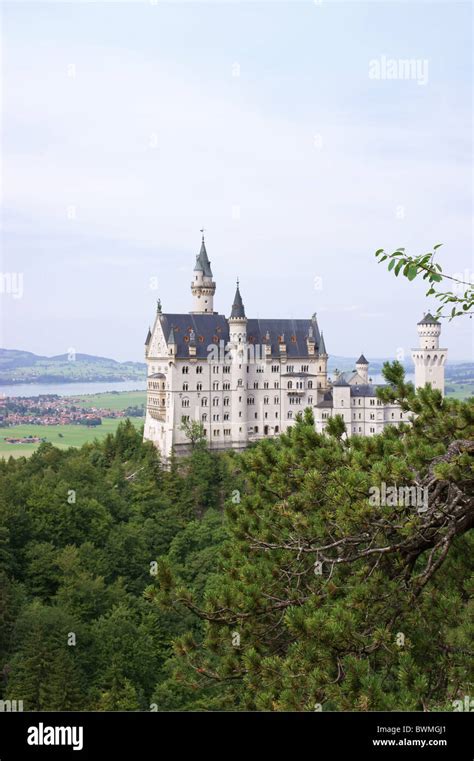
0,418 -> 144,459
446,382 -> 474,400
71,390 -> 146,411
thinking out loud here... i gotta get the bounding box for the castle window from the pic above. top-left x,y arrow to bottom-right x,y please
275,425 -> 279,433
308,396 -> 313,404
201,398 -> 208,407
287,411 -> 293,419
213,382 -> 219,390
301,365 -> 309,372
254,425 -> 259,433
213,365 -> 219,374
213,397 -> 219,406
182,398 -> 190,408
224,413 -> 230,421
254,412 -> 258,419
181,415 -> 190,423
254,382 -> 258,389
224,428 -> 231,436
182,366 -> 189,374
274,382 -> 279,389
213,414 -> 219,421
197,383 -> 202,391
274,397 -> 279,404
288,381 -> 293,389
288,365 -> 294,372
202,413 -> 207,422
264,382 -> 269,389
271,365 -> 279,373
183,383 -> 189,391
264,396 -> 269,405
308,381 -> 313,389
196,366 -> 203,374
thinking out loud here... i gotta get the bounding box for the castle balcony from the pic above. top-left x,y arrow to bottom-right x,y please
149,408 -> 166,422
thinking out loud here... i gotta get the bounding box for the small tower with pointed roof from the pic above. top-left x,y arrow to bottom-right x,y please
411,313 -> 447,396
355,353 -> 369,384
191,232 -> 216,314
228,279 -> 247,344
228,279 -> 248,447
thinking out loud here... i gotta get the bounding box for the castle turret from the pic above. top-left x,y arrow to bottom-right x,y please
191,233 -> 216,313
411,313 -> 447,396
315,318 -> 328,391
228,280 -> 248,449
356,353 -> 369,384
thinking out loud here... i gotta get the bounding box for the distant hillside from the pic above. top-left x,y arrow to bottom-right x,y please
1,348 -> 471,386
0,349 -> 146,385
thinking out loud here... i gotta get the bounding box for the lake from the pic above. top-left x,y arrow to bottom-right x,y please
0,380 -> 147,399
0,375 -> 415,399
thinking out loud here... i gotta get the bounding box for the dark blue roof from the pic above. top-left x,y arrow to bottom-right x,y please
246,318 -> 322,358
159,314 -> 323,359
160,313 -> 229,358
350,384 -> 381,397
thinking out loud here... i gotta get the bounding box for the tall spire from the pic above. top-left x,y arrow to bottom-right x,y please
191,231 -> 216,313
319,331 -> 327,355
230,278 -> 246,319
194,230 -> 213,277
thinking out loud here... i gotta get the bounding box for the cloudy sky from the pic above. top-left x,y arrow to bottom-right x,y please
1,0 -> 472,361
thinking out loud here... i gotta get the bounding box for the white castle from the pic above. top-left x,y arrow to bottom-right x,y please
143,236 -> 447,459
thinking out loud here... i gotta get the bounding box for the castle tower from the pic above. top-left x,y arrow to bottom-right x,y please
228,280 -> 248,449
411,313 -> 447,396
191,233 -> 216,313
317,328 -> 329,390
356,353 -> 369,384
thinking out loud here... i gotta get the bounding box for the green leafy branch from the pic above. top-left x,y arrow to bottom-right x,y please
375,244 -> 473,320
